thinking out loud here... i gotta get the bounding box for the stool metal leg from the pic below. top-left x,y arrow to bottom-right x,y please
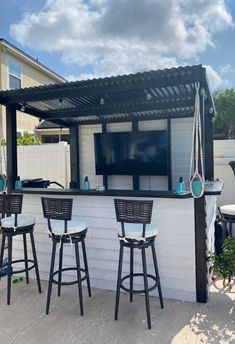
58,242 -> 64,297
23,233 -> 29,284
229,222 -> 233,236
75,241 -> 84,316
7,235 -> 13,305
224,220 -> 229,236
141,247 -> 151,329
46,241 -> 57,314
151,241 -> 164,309
30,232 -> 42,293
0,234 -> 6,267
130,246 -> 134,303
114,242 -> 124,321
81,238 -> 91,297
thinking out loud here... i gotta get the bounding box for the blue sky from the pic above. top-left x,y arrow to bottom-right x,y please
0,0 -> 235,90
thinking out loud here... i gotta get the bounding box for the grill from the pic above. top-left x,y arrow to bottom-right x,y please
22,179 -> 64,188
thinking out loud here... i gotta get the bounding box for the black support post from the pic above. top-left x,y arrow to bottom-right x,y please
102,123 -> 108,190
69,125 -> 80,189
194,195 -> 208,303
6,105 -> 17,191
132,121 -> 139,191
167,117 -> 172,191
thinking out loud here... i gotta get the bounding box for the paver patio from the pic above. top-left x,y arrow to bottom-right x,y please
0,278 -> 234,344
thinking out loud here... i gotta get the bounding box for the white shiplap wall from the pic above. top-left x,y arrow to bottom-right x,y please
171,117 -> 193,191
14,193 -> 196,302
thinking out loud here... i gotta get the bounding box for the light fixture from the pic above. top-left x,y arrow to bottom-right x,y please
58,98 -> 63,107
100,97 -> 105,105
146,93 -> 152,101
20,103 -> 25,112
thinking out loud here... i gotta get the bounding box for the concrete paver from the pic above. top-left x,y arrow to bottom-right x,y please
0,278 -> 234,344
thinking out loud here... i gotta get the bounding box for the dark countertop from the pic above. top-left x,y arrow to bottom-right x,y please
16,188 -> 192,198
204,179 -> 224,195
13,180 -> 224,198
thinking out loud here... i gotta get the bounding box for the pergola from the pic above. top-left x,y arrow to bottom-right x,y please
0,64 -> 215,190
0,64 -> 218,304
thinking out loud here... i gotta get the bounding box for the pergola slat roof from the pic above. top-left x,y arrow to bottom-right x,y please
0,64 -> 214,127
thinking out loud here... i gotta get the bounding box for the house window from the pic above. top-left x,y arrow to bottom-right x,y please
41,134 -> 70,144
8,60 -> 22,89
41,135 -> 59,144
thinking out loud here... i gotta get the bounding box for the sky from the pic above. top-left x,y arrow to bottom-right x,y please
0,0 -> 235,91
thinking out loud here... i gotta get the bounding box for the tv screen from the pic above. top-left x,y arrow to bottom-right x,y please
94,130 -> 168,175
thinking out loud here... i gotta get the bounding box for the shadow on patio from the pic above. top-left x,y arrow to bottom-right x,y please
0,278 -> 234,344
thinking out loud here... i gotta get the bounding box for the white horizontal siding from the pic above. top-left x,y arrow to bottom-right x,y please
171,117 -> 193,191
13,194 -> 196,302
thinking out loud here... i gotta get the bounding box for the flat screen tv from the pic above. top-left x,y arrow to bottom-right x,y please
94,130 -> 168,175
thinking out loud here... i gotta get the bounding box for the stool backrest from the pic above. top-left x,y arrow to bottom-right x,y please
41,197 -> 73,234
114,199 -> 153,238
0,194 -> 23,227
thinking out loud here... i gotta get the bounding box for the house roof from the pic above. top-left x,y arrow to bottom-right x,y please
0,64 -> 215,127
0,38 -> 66,83
37,120 -> 66,129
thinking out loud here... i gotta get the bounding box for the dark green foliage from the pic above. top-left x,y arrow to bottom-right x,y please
214,89 -> 235,139
208,236 -> 235,284
1,132 -> 42,146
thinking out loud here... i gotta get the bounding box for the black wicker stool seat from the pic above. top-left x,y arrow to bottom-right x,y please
41,197 -> 91,316
220,204 -> 235,236
114,199 -> 164,330
0,194 -> 41,305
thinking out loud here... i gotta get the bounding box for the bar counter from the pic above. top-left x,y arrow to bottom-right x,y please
15,179 -> 224,197
12,180 -> 223,303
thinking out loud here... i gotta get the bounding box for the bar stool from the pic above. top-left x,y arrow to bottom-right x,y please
219,205 -> 235,236
41,197 -> 91,315
114,199 -> 164,329
0,194 -> 41,305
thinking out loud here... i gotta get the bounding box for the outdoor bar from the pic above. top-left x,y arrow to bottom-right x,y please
0,64 -> 223,304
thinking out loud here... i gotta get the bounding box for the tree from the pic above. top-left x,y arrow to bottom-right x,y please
1,131 -> 42,146
214,88 -> 235,139
16,131 -> 42,145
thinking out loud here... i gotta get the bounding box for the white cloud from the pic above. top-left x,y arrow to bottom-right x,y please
219,63 -> 235,75
10,0 -> 233,80
205,65 -> 227,90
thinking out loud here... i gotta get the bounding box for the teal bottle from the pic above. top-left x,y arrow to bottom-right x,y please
82,176 -> 90,191
15,176 -> 22,190
176,176 -> 185,194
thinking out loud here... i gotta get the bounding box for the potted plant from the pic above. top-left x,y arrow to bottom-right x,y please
208,236 -> 235,289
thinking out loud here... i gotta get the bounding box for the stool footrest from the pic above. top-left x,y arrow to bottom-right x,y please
52,267 -> 88,286
120,273 -> 159,294
2,259 -> 35,275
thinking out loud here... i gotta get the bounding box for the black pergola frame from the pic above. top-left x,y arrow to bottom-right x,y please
0,63 -> 216,304
0,64 -> 215,191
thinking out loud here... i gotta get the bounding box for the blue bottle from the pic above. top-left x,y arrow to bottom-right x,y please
82,176 -> 90,191
15,176 -> 22,190
176,176 -> 185,194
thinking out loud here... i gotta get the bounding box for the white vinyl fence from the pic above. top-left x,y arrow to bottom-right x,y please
0,140 -> 234,205
1,142 -> 70,189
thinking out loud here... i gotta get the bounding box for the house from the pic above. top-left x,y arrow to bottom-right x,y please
0,38 -> 66,142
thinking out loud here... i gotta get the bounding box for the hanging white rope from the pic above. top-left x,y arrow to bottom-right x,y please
189,82 -> 205,198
